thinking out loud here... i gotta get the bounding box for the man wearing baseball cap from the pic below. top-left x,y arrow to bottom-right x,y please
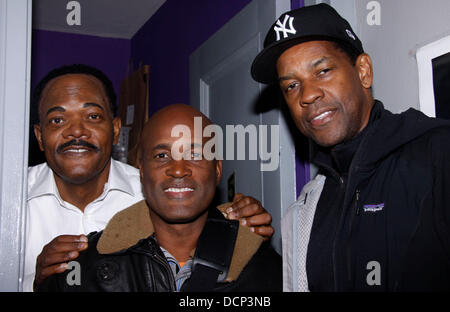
252,4 -> 450,292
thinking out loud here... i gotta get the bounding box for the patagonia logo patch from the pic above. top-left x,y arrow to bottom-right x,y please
363,203 -> 384,213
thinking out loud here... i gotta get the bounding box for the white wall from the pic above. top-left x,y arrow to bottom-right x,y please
355,0 -> 450,113
306,0 -> 450,114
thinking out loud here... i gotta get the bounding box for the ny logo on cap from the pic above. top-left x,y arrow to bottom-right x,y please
274,14 -> 296,41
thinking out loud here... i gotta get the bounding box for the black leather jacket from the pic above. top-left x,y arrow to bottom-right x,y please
37,201 -> 282,292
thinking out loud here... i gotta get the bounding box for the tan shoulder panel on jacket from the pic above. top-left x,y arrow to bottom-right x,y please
97,200 -> 155,254
204,202 -> 265,281
226,224 -> 264,281
216,202 -> 232,217
97,200 -> 264,282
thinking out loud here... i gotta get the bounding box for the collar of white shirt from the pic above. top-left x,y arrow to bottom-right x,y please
27,159 -> 138,203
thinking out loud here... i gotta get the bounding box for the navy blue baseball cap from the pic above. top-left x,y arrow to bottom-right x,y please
251,3 -> 364,84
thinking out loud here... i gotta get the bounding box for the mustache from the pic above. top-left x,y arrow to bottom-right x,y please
161,178 -> 197,190
56,139 -> 100,153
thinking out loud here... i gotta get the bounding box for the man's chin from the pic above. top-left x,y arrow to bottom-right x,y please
311,131 -> 345,148
55,167 -> 104,185
50,157 -> 111,185
152,206 -> 209,225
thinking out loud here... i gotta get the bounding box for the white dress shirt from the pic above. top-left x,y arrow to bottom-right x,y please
23,159 -> 144,292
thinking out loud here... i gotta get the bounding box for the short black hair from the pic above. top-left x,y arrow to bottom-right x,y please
332,40 -> 361,66
32,64 -> 117,125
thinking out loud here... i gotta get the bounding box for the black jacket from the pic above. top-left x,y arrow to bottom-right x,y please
37,201 -> 282,292
309,101 -> 450,291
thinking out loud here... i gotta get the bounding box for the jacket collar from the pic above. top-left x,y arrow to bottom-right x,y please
97,200 -> 155,254
96,200 -> 264,282
331,100 -> 383,175
312,99 -> 450,175
311,100 -> 383,178
97,200 -> 233,254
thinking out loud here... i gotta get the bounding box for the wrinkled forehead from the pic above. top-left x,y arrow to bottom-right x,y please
278,41 -> 342,67
44,73 -> 104,93
39,74 -> 108,108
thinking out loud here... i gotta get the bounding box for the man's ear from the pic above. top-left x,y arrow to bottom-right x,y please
136,141 -> 143,168
215,160 -> 223,185
136,144 -> 144,183
139,165 -> 144,184
112,117 -> 122,145
137,145 -> 145,183
356,53 -> 373,90
33,124 -> 44,151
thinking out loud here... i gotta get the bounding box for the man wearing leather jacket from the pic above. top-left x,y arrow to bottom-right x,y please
37,104 -> 282,292
28,64 -> 275,292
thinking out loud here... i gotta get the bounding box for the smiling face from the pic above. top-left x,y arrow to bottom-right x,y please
34,74 -> 120,185
276,40 -> 374,147
139,104 -> 222,224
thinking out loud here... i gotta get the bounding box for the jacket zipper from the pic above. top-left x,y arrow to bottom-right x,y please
347,189 -> 361,282
332,175 -> 345,291
355,190 -> 361,216
134,239 -> 177,292
152,251 -> 177,291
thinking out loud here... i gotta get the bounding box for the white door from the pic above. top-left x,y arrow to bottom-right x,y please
0,0 -> 32,291
190,0 -> 295,253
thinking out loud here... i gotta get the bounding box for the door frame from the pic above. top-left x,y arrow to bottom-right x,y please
189,0 -> 294,253
0,0 -> 32,291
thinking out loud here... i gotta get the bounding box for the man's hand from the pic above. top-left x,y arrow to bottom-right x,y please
225,193 -> 274,239
33,234 -> 88,290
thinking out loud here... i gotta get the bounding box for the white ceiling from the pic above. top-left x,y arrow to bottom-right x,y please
32,0 -> 167,39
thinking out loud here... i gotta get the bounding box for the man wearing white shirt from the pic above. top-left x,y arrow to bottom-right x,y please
25,159 -> 144,291
25,64 -> 273,291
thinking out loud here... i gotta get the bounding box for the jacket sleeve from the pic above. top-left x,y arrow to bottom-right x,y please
35,271 -> 68,292
36,233 -> 101,292
431,128 -> 450,258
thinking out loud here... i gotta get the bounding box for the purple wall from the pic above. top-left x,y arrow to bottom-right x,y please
130,0 -> 309,197
130,0 -> 252,115
29,30 -> 131,165
30,0 -> 309,197
291,0 -> 305,9
31,30 -> 131,101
